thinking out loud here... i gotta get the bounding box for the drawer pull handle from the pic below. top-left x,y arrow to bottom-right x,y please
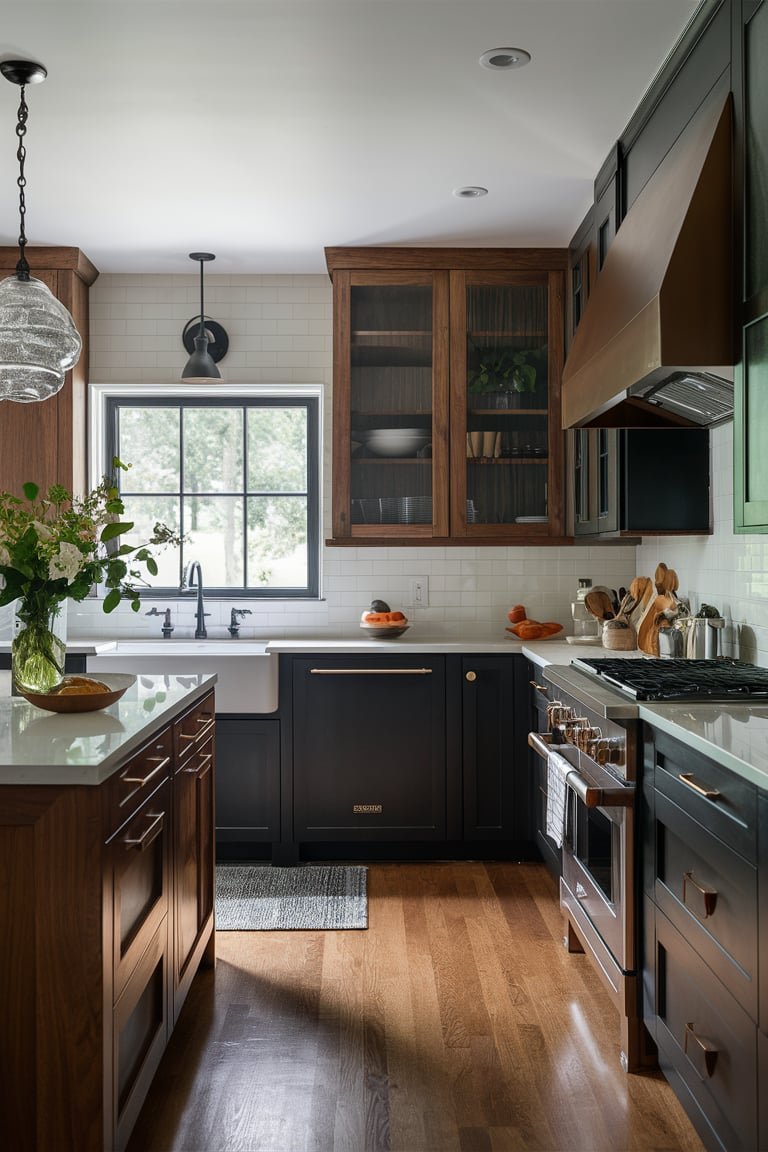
123,811 -> 164,851
179,717 -> 215,740
529,681 -> 549,694
309,668 -> 432,675
122,755 -> 170,785
184,752 -> 213,774
683,872 -> 718,918
684,1022 -> 718,1079
678,772 -> 721,801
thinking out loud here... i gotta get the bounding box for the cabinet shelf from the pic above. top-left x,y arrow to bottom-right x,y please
468,407 -> 548,416
467,457 -> 548,466
352,457 -> 431,465
353,330 -> 431,341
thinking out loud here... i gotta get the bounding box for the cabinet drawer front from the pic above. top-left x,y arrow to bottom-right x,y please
109,779 -> 171,1000
653,907 -> 757,1152
654,790 -> 758,1019
112,918 -> 170,1150
174,691 -> 216,766
652,730 -> 757,864
105,727 -> 173,837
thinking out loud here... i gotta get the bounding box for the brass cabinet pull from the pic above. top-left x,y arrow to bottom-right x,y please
184,751 -> 214,774
529,681 -> 548,694
122,754 -> 171,786
123,811 -> 164,851
179,716 -> 215,741
309,668 -> 433,675
684,1022 -> 718,1078
465,671 -> 477,682
678,772 -> 721,801
683,871 -> 718,918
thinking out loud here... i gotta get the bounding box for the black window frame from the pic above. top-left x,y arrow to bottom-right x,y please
104,393 -> 321,599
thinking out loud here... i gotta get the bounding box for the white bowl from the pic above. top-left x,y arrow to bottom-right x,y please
365,429 -> 431,457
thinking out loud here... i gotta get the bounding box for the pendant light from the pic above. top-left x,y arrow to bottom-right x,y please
181,252 -> 228,383
0,60 -> 82,404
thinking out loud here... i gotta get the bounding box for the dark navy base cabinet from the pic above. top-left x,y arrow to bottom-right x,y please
215,717 -> 280,859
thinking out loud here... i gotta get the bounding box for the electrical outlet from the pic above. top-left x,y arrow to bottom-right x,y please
408,576 -> 429,608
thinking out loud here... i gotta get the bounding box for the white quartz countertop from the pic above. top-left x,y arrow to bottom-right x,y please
0,671 -> 216,786
521,639 -> 651,667
266,637 -> 525,653
0,639 -> 118,655
638,701 -> 768,789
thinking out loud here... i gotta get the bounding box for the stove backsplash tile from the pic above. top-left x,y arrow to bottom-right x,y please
637,423 -> 768,668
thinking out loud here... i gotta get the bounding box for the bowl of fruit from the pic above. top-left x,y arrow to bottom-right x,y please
360,599 -> 409,639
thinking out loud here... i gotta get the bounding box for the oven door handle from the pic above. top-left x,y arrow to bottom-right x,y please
527,731 -> 634,809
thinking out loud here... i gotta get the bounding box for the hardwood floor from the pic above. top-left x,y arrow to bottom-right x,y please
127,862 -> 704,1152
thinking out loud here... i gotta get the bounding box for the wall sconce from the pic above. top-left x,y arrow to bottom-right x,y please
0,59 -> 82,404
181,252 -> 229,383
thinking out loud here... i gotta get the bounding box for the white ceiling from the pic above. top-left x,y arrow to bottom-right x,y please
1,0 -> 700,275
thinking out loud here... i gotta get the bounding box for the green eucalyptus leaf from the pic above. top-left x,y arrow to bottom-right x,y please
103,588 -> 121,613
100,521 -> 134,542
22,482 -> 39,501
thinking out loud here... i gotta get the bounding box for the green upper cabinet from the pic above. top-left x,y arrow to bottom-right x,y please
735,0 -> 768,530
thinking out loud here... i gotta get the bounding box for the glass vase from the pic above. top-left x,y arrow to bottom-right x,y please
12,599 -> 67,694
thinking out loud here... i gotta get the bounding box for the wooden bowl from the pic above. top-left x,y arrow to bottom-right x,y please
19,673 -> 136,713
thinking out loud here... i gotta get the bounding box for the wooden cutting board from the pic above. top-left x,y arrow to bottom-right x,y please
629,578 -> 654,632
637,593 -> 676,656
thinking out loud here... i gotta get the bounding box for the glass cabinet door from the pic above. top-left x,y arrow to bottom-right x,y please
332,271 -> 449,538
450,270 -> 564,536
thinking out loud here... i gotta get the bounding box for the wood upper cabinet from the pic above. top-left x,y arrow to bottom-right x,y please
0,246 -> 98,498
325,247 -> 568,543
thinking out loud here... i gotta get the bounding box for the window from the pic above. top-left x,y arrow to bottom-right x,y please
94,387 -> 321,598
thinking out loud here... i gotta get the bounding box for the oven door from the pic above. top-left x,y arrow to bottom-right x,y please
528,731 -> 635,973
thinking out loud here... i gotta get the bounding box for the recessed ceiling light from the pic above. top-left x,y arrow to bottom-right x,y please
453,186 -> 488,199
479,47 -> 531,71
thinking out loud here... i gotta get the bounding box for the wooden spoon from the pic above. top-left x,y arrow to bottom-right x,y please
584,589 -> 615,620
664,568 -> 679,597
654,563 -> 668,595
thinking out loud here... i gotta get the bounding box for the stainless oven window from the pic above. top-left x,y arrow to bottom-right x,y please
572,797 -> 614,903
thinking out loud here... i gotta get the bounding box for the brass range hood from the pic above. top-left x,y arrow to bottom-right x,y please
562,87 -> 734,429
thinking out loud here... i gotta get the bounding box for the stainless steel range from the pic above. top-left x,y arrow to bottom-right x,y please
527,655 -> 768,1074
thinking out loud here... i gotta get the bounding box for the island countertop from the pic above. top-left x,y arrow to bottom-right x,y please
0,671 -> 216,786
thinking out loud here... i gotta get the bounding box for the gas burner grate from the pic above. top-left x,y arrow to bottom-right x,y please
572,656 -> 768,702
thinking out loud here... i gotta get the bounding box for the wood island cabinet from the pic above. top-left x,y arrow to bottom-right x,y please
0,687 -> 216,1152
172,692 -> 216,1022
0,246 -> 97,498
325,247 -> 568,543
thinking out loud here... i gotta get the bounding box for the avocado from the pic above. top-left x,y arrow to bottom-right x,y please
370,599 -> 391,613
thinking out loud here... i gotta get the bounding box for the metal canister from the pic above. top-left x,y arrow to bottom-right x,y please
675,616 -> 725,659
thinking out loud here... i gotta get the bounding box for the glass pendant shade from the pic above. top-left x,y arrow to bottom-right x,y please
0,274 -> 82,402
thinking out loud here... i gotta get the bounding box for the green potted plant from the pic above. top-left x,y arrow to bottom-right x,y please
467,346 -> 544,406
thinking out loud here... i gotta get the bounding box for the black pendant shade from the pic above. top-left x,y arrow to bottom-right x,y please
181,252 -> 227,383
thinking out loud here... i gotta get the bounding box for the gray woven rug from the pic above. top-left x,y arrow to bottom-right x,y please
215,865 -> 368,930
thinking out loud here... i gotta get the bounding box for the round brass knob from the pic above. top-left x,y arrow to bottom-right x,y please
465,671 -> 477,682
